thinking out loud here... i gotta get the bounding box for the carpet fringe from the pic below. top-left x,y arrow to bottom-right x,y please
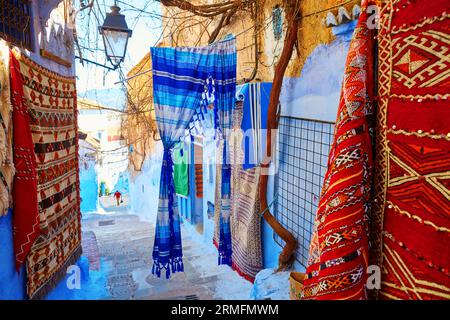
29,245 -> 83,300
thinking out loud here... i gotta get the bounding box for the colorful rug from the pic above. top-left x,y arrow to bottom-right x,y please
0,42 -> 13,216
372,0 -> 450,300
194,144 -> 203,198
10,50 -> 40,273
16,53 -> 82,299
229,100 -> 262,282
300,2 -> 375,300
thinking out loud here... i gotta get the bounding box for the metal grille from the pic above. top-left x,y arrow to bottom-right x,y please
274,116 -> 334,267
0,0 -> 33,50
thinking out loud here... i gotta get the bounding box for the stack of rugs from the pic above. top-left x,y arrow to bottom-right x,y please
6,49 -> 82,300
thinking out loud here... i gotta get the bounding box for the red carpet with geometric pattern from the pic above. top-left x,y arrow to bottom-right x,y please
300,0 -> 375,299
372,0 -> 450,300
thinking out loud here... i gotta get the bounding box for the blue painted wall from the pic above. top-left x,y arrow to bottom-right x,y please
80,163 -> 99,213
261,21 -> 357,272
113,171 -> 130,195
0,210 -> 27,300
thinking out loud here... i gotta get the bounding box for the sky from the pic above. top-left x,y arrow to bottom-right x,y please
75,0 -> 163,94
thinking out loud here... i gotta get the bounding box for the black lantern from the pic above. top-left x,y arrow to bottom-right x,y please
98,5 -> 132,69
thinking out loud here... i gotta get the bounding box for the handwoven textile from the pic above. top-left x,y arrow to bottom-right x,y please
300,3 -> 375,300
194,144 -> 203,198
229,100 -> 262,282
9,51 -> 40,273
0,42 -> 14,216
238,82 -> 271,170
151,38 -> 236,278
173,142 -> 188,197
372,0 -> 450,300
16,53 -> 82,299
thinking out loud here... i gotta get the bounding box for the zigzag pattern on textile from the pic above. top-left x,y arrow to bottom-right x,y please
300,2 -> 375,300
16,53 -> 82,300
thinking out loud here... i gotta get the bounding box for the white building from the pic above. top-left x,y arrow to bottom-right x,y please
78,98 -> 128,194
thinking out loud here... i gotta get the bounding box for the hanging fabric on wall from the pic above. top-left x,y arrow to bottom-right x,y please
9,51 -> 40,273
239,82 -> 271,170
151,37 -> 237,278
0,42 -> 14,216
14,52 -> 81,299
300,1 -> 375,300
229,100 -> 262,282
173,142 -> 189,197
372,0 -> 450,300
194,144 -> 203,198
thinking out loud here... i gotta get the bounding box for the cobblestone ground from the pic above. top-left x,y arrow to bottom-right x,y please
81,203 -> 252,300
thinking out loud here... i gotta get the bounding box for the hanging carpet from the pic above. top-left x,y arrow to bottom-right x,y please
194,143 -> 203,198
14,52 -> 81,299
372,0 -> 450,300
300,1 -> 375,300
229,100 -> 262,282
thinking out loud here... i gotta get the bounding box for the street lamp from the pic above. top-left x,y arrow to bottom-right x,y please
98,5 -> 132,69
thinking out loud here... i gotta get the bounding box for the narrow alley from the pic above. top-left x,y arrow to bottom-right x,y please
0,0 -> 449,306
71,195 -> 253,300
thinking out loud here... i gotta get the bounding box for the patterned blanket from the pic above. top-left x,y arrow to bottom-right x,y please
229,100 -> 262,281
372,0 -> 450,300
194,144 -> 203,198
16,53 -> 81,299
300,2 -> 375,300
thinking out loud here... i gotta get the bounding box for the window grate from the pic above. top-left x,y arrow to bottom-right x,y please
274,116 -> 334,267
0,0 -> 33,50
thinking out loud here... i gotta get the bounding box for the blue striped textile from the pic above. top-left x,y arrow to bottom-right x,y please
151,38 -> 237,278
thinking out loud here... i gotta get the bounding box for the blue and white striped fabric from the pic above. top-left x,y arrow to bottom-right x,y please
151,38 -> 237,278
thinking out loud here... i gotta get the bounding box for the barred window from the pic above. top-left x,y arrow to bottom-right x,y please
0,0 -> 33,50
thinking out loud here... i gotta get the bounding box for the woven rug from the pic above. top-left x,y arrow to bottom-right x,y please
372,0 -> 450,300
194,144 -> 203,198
229,100 -> 262,282
17,53 -> 82,299
300,2 -> 375,300
0,42 -> 13,216
10,51 -> 40,273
